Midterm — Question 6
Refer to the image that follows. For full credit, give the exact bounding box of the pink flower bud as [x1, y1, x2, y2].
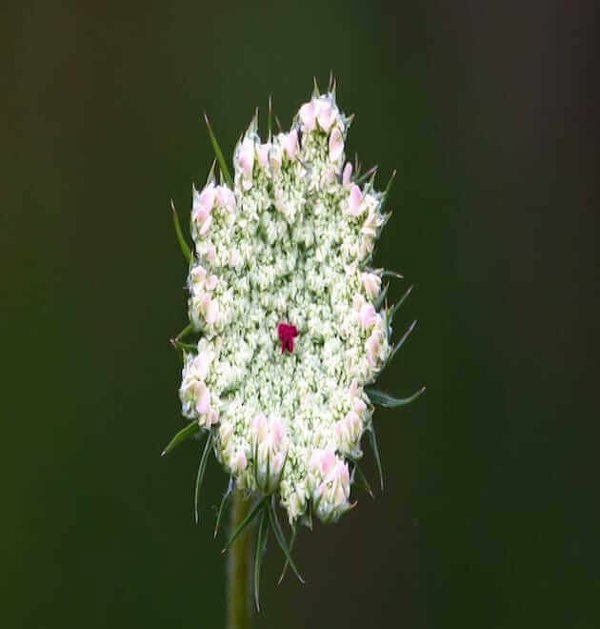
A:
[199, 214, 212, 236]
[252, 413, 267, 441]
[362, 272, 382, 300]
[215, 186, 236, 212]
[270, 451, 286, 477]
[353, 397, 367, 414]
[270, 416, 285, 445]
[359, 303, 378, 329]
[346, 184, 364, 217]
[256, 143, 271, 170]
[366, 326, 387, 367]
[316, 99, 336, 132]
[283, 129, 298, 160]
[196, 184, 216, 212]
[299, 101, 316, 132]
[310, 449, 352, 523]
[194, 381, 211, 415]
[237, 138, 255, 180]
[342, 162, 353, 186]
[192, 184, 216, 235]
[253, 414, 288, 493]
[335, 410, 363, 453]
[191, 352, 211, 380]
[329, 126, 344, 162]
[319, 448, 337, 479]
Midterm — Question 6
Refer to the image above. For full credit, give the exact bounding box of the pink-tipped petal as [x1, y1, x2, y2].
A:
[271, 416, 285, 445]
[192, 352, 210, 380]
[257, 143, 270, 169]
[320, 448, 337, 478]
[195, 384, 211, 415]
[253, 413, 267, 440]
[347, 184, 364, 217]
[283, 129, 298, 160]
[329, 127, 344, 162]
[342, 162, 353, 186]
[198, 185, 216, 211]
[362, 272, 382, 299]
[359, 303, 377, 329]
[238, 138, 255, 178]
[216, 186, 235, 212]
[316, 100, 336, 132]
[198, 213, 212, 236]
[299, 101, 316, 131]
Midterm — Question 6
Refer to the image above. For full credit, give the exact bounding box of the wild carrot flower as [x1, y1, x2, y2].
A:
[166, 80, 424, 599]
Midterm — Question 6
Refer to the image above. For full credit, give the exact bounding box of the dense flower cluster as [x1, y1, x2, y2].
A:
[178, 88, 393, 524]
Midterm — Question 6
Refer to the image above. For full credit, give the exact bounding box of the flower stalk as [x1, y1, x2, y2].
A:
[227, 490, 252, 629]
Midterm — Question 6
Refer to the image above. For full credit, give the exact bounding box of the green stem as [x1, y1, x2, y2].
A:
[226, 489, 252, 629]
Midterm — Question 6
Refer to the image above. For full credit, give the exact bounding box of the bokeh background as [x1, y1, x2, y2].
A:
[2, 1, 598, 627]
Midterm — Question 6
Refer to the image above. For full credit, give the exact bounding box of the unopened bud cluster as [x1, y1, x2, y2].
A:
[179, 89, 391, 524]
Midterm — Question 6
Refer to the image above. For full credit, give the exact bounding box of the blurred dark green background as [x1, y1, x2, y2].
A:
[2, 1, 598, 627]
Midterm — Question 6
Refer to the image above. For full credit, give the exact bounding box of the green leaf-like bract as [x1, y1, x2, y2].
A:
[352, 460, 375, 498]
[222, 497, 266, 552]
[161, 421, 199, 456]
[194, 431, 214, 524]
[374, 282, 390, 310]
[366, 386, 426, 408]
[388, 284, 414, 330]
[367, 425, 384, 491]
[254, 510, 268, 612]
[355, 165, 378, 185]
[268, 497, 305, 583]
[277, 523, 298, 584]
[204, 114, 233, 187]
[381, 269, 403, 280]
[172, 341, 197, 353]
[170, 200, 192, 263]
[172, 322, 194, 343]
[213, 478, 233, 539]
[388, 319, 417, 363]
[380, 169, 397, 214]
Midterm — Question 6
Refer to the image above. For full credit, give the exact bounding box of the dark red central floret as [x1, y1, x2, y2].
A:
[277, 322, 299, 354]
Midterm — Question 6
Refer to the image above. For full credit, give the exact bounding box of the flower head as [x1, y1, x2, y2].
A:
[170, 82, 422, 534]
